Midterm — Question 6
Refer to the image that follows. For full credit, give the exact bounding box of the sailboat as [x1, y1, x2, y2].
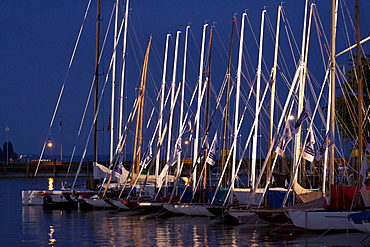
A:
[287, 0, 370, 231]
[24, 0, 142, 210]
[24, 0, 112, 210]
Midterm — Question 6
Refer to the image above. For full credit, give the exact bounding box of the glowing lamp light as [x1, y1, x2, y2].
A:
[48, 178, 54, 190]
[47, 142, 53, 148]
[184, 140, 189, 145]
[288, 115, 295, 121]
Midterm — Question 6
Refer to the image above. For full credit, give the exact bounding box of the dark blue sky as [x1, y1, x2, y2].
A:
[0, 0, 369, 159]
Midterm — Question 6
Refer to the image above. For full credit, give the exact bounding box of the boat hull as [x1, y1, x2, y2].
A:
[227, 207, 257, 224]
[288, 209, 357, 230]
[174, 204, 215, 217]
[253, 209, 290, 224]
[83, 197, 114, 208]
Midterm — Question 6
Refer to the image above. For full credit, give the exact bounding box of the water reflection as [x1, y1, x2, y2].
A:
[48, 225, 56, 246]
[21, 206, 370, 246]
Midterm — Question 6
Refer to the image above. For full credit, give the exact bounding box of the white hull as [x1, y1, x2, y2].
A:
[174, 204, 215, 217]
[362, 221, 370, 233]
[22, 190, 66, 205]
[288, 209, 356, 230]
[349, 217, 368, 233]
[163, 204, 183, 214]
[227, 209, 257, 224]
[138, 202, 163, 207]
[232, 188, 264, 205]
[83, 198, 114, 208]
[107, 199, 130, 210]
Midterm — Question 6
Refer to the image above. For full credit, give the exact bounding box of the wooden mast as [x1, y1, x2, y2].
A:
[329, 0, 337, 186]
[93, 0, 101, 165]
[267, 6, 281, 188]
[355, 0, 363, 181]
[203, 25, 213, 202]
[132, 36, 152, 181]
[221, 15, 235, 187]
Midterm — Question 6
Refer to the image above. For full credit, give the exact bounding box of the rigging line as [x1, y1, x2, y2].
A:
[213, 27, 230, 65]
[273, 6, 295, 83]
[249, 65, 301, 206]
[145, 45, 161, 98]
[338, 0, 356, 63]
[188, 26, 203, 74]
[283, 15, 301, 66]
[72, 30, 122, 189]
[222, 67, 273, 205]
[312, 6, 331, 71]
[66, 7, 125, 177]
[306, 70, 329, 125]
[34, 0, 93, 177]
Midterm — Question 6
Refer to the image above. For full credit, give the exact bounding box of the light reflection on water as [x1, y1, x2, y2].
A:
[20, 206, 370, 247]
[21, 206, 292, 246]
[1, 178, 370, 246]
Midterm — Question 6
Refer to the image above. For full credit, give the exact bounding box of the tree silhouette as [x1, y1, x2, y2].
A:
[1, 141, 19, 162]
[336, 55, 370, 146]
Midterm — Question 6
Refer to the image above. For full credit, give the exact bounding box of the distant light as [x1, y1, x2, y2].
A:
[182, 177, 190, 186]
[48, 178, 54, 190]
[47, 142, 53, 148]
[288, 115, 294, 121]
[184, 140, 189, 145]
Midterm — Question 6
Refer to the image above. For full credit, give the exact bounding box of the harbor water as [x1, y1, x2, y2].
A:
[1, 177, 369, 246]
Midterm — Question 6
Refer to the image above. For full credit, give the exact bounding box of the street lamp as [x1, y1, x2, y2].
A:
[47, 135, 53, 161]
[5, 126, 9, 165]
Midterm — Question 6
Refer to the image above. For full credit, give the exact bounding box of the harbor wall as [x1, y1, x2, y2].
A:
[1, 160, 95, 178]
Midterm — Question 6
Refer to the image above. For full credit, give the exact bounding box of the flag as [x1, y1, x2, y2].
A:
[284, 179, 289, 187]
[181, 120, 192, 136]
[206, 133, 219, 166]
[140, 143, 153, 169]
[167, 146, 180, 167]
[302, 129, 315, 162]
[197, 141, 209, 163]
[360, 153, 368, 187]
[113, 152, 124, 178]
[156, 164, 170, 185]
[276, 122, 292, 156]
[292, 100, 312, 134]
[315, 129, 334, 161]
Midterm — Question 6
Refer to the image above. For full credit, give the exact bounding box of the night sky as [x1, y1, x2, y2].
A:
[0, 0, 369, 160]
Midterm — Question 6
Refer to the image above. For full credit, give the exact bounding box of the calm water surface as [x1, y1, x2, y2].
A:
[0, 178, 369, 246]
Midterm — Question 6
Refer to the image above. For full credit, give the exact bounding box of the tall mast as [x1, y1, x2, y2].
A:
[267, 6, 281, 187]
[119, 0, 130, 137]
[193, 23, 208, 191]
[203, 25, 213, 201]
[93, 0, 101, 165]
[133, 36, 152, 178]
[179, 26, 190, 149]
[166, 31, 181, 167]
[157, 34, 170, 179]
[293, 0, 310, 184]
[251, 9, 266, 190]
[234, 13, 246, 191]
[329, 0, 337, 186]
[356, 0, 363, 179]
[110, 0, 119, 164]
[222, 16, 235, 186]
